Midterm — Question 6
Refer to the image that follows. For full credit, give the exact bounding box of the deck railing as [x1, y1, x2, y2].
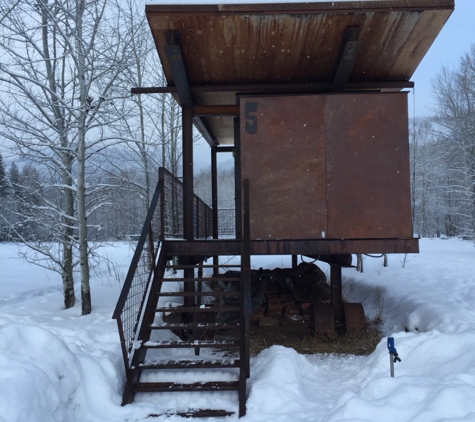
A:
[112, 167, 213, 372]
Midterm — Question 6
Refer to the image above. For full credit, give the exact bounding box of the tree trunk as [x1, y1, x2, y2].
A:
[62, 155, 75, 309]
[41, 3, 77, 309]
[76, 0, 91, 315]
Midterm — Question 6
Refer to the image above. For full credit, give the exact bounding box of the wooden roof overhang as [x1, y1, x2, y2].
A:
[142, 0, 454, 146]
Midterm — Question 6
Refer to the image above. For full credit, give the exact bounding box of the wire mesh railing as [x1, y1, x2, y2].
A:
[112, 167, 214, 373]
[112, 176, 162, 371]
[218, 208, 236, 237]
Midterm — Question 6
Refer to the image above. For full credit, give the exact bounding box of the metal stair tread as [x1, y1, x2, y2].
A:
[164, 264, 241, 269]
[133, 381, 240, 392]
[150, 322, 240, 330]
[155, 306, 240, 313]
[161, 277, 240, 282]
[158, 291, 240, 297]
[149, 409, 235, 418]
[139, 358, 240, 369]
[142, 340, 240, 349]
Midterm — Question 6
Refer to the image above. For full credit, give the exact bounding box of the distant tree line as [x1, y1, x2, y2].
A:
[0, 150, 235, 243]
[410, 45, 475, 239]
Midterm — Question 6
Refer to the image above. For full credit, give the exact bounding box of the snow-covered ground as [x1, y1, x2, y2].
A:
[1, 238, 475, 421]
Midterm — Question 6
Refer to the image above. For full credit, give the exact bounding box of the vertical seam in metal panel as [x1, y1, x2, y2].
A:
[323, 94, 329, 240]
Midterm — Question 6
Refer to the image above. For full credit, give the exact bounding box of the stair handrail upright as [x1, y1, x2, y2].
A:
[239, 178, 252, 417]
[112, 169, 165, 371]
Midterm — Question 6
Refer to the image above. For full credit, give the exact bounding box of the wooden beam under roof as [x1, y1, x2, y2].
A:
[193, 116, 218, 147]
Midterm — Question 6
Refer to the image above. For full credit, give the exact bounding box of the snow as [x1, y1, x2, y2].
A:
[2, 238, 475, 421]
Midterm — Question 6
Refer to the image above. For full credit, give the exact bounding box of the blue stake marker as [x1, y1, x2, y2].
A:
[387, 337, 401, 377]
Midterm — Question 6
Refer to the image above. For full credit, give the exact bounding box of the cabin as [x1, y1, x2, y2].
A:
[113, 1, 454, 417]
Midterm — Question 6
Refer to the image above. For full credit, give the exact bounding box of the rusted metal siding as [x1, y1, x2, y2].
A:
[240, 93, 412, 241]
[146, 1, 453, 87]
[240, 96, 327, 240]
[325, 93, 412, 239]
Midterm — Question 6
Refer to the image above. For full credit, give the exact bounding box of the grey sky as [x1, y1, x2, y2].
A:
[409, 0, 475, 117]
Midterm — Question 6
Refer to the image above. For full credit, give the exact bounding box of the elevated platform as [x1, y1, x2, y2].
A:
[165, 238, 419, 256]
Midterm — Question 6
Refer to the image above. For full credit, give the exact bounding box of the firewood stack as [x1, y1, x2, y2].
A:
[250, 262, 329, 327]
[216, 262, 329, 328]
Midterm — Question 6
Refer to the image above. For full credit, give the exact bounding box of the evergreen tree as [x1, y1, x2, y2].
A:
[0, 152, 8, 241]
[0, 151, 7, 198]
[9, 162, 20, 197]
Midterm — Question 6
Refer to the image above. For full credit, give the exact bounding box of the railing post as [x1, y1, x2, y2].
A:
[183, 106, 194, 241]
[234, 117, 242, 239]
[182, 106, 195, 320]
[159, 167, 165, 242]
[211, 146, 219, 276]
[239, 178, 251, 417]
[196, 197, 199, 238]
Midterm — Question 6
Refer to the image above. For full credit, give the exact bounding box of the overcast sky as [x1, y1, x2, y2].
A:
[409, 0, 475, 118]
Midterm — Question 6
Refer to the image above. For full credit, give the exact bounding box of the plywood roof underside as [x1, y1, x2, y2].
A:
[145, 0, 454, 145]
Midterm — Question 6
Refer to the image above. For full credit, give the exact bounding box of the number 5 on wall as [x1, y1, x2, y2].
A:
[245, 102, 258, 135]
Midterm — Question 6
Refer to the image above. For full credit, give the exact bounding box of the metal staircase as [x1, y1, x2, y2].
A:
[112, 168, 251, 417]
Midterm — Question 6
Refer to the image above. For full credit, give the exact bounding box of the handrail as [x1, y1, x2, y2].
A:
[112, 179, 163, 319]
[113, 167, 215, 373]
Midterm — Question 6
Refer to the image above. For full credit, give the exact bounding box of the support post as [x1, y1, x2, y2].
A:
[239, 178, 251, 417]
[212, 146, 219, 277]
[183, 106, 194, 241]
[234, 117, 242, 239]
[330, 265, 344, 331]
[182, 106, 194, 314]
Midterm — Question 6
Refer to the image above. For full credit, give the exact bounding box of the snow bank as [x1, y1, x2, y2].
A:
[326, 331, 475, 422]
[0, 324, 81, 422]
[2, 239, 475, 421]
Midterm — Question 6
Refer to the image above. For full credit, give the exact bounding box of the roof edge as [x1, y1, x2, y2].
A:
[145, 0, 454, 15]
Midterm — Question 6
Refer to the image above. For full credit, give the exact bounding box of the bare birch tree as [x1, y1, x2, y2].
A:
[432, 44, 475, 238]
[0, 0, 133, 314]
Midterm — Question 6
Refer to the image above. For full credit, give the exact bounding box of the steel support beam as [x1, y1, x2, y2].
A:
[164, 44, 193, 107]
[212, 147, 219, 240]
[131, 81, 414, 96]
[165, 238, 420, 256]
[332, 27, 361, 92]
[216, 146, 234, 153]
[192, 105, 240, 117]
[183, 106, 194, 241]
[211, 147, 219, 277]
[182, 106, 194, 312]
[164, 31, 219, 148]
[234, 118, 242, 239]
[193, 116, 218, 147]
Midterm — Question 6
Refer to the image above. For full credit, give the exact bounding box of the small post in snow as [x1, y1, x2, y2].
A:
[387, 337, 401, 377]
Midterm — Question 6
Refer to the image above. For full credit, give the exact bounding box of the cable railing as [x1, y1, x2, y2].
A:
[112, 167, 214, 373]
